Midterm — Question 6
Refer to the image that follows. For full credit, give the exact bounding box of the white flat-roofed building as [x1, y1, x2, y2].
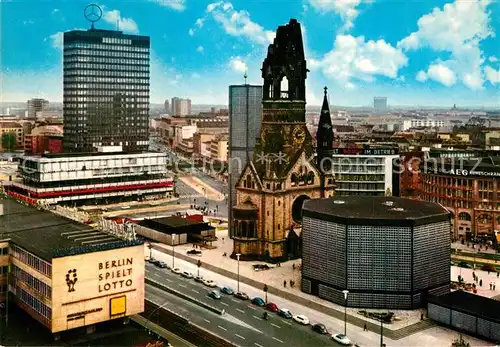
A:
[332, 147, 400, 197]
[4, 152, 173, 204]
[402, 119, 446, 131]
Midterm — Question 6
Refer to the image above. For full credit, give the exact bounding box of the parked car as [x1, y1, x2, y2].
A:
[278, 308, 292, 319]
[265, 302, 279, 312]
[148, 258, 159, 264]
[171, 268, 182, 274]
[203, 279, 217, 287]
[207, 290, 221, 300]
[312, 323, 328, 334]
[156, 261, 169, 269]
[181, 271, 193, 279]
[252, 264, 271, 271]
[332, 334, 351, 345]
[220, 286, 234, 295]
[292, 314, 309, 325]
[194, 276, 204, 283]
[251, 297, 265, 307]
[234, 292, 250, 300]
[187, 249, 202, 255]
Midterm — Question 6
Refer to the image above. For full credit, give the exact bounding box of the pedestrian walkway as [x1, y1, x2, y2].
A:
[452, 253, 500, 266]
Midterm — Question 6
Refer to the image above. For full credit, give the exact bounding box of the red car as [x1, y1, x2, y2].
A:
[265, 302, 279, 312]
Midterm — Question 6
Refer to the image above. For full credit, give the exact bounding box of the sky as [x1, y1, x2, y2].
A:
[1, 0, 499, 107]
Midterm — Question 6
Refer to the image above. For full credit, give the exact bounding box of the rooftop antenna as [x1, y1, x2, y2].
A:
[84, 4, 102, 30]
[244, 70, 248, 85]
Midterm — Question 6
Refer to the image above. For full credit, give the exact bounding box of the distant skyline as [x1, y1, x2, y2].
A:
[1, 0, 499, 107]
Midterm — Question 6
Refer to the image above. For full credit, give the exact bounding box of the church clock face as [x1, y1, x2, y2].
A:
[292, 127, 306, 145]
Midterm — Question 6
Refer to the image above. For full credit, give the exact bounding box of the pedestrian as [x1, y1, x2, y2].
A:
[494, 284, 496, 290]
[293, 263, 295, 270]
[480, 279, 483, 287]
[497, 272, 499, 278]
[363, 323, 367, 331]
[284, 280, 287, 288]
[490, 283, 492, 290]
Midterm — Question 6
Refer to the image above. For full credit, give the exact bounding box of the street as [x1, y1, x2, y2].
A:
[146, 263, 343, 347]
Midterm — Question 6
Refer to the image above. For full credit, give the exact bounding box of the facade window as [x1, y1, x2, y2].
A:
[9, 245, 52, 278]
[278, 201, 281, 207]
[278, 224, 281, 230]
[266, 183, 271, 189]
[17, 286, 52, 320]
[0, 247, 8, 255]
[12, 265, 51, 299]
[1, 266, 8, 274]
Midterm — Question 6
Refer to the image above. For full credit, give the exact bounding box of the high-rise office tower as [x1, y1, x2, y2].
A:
[228, 84, 262, 238]
[373, 96, 387, 113]
[27, 98, 49, 118]
[63, 29, 150, 153]
[171, 97, 192, 116]
[164, 99, 170, 114]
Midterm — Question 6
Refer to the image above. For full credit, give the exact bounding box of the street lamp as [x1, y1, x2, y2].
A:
[380, 317, 384, 347]
[263, 284, 268, 303]
[172, 233, 176, 268]
[236, 253, 241, 292]
[342, 290, 349, 336]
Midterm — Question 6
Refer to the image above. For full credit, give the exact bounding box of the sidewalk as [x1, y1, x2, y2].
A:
[178, 175, 224, 201]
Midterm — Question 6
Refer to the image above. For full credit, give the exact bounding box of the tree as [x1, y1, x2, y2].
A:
[1, 133, 16, 151]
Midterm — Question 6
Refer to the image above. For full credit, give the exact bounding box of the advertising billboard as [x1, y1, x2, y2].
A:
[50, 244, 144, 333]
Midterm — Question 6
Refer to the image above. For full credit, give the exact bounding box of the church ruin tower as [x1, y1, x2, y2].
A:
[316, 87, 335, 197]
[231, 19, 336, 261]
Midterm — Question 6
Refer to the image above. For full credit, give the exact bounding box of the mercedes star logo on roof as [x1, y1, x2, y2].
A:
[84, 4, 102, 28]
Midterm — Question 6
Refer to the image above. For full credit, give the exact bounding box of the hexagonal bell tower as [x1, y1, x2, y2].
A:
[231, 19, 335, 262]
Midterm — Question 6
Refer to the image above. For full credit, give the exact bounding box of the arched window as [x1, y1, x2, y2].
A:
[307, 171, 314, 184]
[458, 212, 472, 221]
[245, 175, 252, 188]
[280, 76, 289, 98]
[291, 173, 298, 186]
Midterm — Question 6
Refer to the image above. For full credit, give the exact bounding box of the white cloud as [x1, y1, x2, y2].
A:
[416, 70, 428, 82]
[149, 0, 186, 11]
[195, 18, 204, 28]
[188, 28, 195, 36]
[103, 9, 139, 33]
[489, 56, 498, 63]
[484, 66, 500, 84]
[196, 45, 204, 53]
[51, 9, 59, 14]
[191, 72, 201, 79]
[193, 2, 275, 45]
[423, 63, 457, 86]
[23, 20, 34, 25]
[228, 56, 247, 73]
[314, 35, 408, 85]
[308, 0, 364, 31]
[47, 32, 63, 50]
[398, 0, 494, 89]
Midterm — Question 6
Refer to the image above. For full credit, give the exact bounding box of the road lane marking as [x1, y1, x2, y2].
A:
[221, 302, 228, 306]
[178, 284, 187, 288]
[235, 334, 245, 340]
[166, 278, 173, 282]
[248, 305, 256, 310]
[191, 289, 199, 293]
[154, 273, 161, 277]
[282, 320, 292, 325]
[204, 319, 211, 323]
[272, 337, 283, 343]
[254, 344, 264, 347]
[271, 323, 281, 329]
[236, 308, 245, 313]
[253, 315, 263, 320]
[218, 325, 227, 331]
[231, 299, 239, 303]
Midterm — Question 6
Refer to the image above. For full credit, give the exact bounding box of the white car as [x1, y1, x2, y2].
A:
[203, 279, 217, 287]
[292, 314, 309, 325]
[332, 334, 351, 346]
[181, 271, 193, 279]
[171, 268, 182, 274]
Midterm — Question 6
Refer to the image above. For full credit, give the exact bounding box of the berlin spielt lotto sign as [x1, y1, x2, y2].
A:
[98, 257, 134, 293]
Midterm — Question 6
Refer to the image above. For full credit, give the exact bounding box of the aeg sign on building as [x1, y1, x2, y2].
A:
[0, 197, 145, 335]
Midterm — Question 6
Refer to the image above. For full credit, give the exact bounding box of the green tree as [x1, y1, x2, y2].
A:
[1, 132, 16, 151]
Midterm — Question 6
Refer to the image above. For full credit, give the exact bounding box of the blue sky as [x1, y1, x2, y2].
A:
[1, 0, 499, 107]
